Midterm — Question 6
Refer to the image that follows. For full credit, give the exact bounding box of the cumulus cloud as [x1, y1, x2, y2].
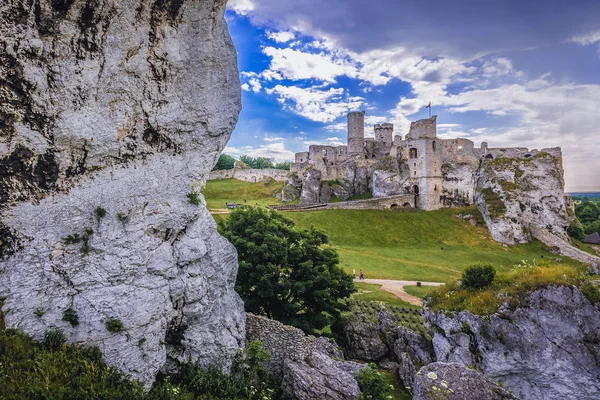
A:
[266, 85, 365, 122]
[570, 30, 600, 45]
[267, 30, 296, 43]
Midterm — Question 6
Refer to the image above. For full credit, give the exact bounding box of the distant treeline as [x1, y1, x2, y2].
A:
[212, 154, 290, 171]
[570, 196, 600, 240]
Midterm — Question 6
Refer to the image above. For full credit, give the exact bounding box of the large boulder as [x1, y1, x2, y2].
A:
[246, 313, 365, 400]
[300, 168, 322, 204]
[0, 0, 244, 386]
[424, 286, 600, 400]
[371, 157, 410, 198]
[413, 362, 519, 400]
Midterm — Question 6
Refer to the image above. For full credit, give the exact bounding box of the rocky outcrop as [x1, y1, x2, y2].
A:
[441, 162, 476, 207]
[475, 150, 571, 244]
[282, 173, 302, 202]
[246, 313, 365, 400]
[424, 286, 600, 400]
[371, 157, 410, 198]
[0, 0, 243, 386]
[413, 362, 519, 400]
[300, 168, 322, 204]
[333, 308, 434, 388]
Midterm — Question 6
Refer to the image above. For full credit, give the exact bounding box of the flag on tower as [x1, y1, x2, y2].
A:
[426, 102, 431, 109]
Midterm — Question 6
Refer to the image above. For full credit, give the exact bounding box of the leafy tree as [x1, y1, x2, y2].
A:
[567, 221, 586, 241]
[239, 155, 274, 169]
[273, 161, 291, 171]
[213, 154, 236, 171]
[219, 207, 355, 333]
[461, 263, 496, 291]
[356, 364, 394, 400]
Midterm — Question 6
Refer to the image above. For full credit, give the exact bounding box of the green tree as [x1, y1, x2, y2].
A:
[239, 155, 274, 169]
[219, 207, 355, 333]
[213, 154, 236, 171]
[273, 161, 291, 171]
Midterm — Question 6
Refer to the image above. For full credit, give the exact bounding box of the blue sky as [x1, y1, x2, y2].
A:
[224, 0, 600, 192]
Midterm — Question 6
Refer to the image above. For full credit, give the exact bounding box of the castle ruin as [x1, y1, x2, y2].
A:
[286, 111, 563, 211]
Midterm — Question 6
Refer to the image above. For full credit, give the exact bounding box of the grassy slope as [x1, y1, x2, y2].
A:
[354, 282, 418, 309]
[203, 179, 284, 210]
[205, 179, 583, 282]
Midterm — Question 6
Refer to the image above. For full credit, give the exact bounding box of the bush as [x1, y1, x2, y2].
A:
[43, 328, 67, 350]
[356, 364, 394, 400]
[567, 221, 586, 241]
[106, 318, 124, 333]
[187, 192, 201, 206]
[461, 263, 496, 290]
[149, 340, 276, 400]
[62, 308, 79, 327]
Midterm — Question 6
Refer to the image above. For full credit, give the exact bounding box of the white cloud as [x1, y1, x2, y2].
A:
[263, 136, 285, 142]
[227, 0, 255, 15]
[304, 138, 346, 147]
[266, 85, 365, 122]
[267, 30, 296, 43]
[261, 47, 357, 82]
[241, 83, 251, 91]
[570, 30, 600, 45]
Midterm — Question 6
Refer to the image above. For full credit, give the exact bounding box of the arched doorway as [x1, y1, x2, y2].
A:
[390, 203, 398, 209]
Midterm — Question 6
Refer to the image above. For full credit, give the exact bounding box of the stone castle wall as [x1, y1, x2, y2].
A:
[209, 168, 288, 182]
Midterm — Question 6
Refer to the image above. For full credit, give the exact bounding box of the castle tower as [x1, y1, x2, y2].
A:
[374, 123, 393, 147]
[347, 111, 365, 160]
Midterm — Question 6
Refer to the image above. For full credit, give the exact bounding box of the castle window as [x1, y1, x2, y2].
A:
[409, 148, 417, 158]
[414, 163, 416, 167]
[432, 141, 436, 151]
[434, 184, 438, 192]
[458, 145, 463, 151]
[414, 171, 416, 176]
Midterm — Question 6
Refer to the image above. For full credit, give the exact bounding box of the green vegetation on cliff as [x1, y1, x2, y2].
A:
[426, 260, 599, 315]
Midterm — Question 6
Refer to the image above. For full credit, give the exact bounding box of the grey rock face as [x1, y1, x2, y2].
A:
[424, 286, 600, 400]
[282, 351, 362, 400]
[371, 158, 410, 198]
[282, 174, 302, 202]
[300, 168, 322, 204]
[334, 308, 434, 389]
[475, 151, 570, 244]
[246, 313, 365, 400]
[413, 362, 519, 400]
[0, 0, 244, 386]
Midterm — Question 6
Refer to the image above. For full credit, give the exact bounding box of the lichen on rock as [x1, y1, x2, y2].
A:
[0, 0, 243, 386]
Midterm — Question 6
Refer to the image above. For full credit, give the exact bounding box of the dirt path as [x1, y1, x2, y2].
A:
[356, 278, 444, 306]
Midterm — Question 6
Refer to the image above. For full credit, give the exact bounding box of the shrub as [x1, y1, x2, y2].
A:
[43, 328, 67, 350]
[187, 192, 201, 206]
[461, 263, 496, 290]
[567, 221, 586, 241]
[95, 206, 107, 220]
[117, 212, 129, 222]
[62, 308, 79, 327]
[34, 306, 45, 319]
[105, 318, 124, 333]
[356, 364, 394, 400]
[150, 340, 276, 400]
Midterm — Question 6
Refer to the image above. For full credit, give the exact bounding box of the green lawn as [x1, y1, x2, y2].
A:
[202, 179, 284, 210]
[285, 208, 583, 282]
[403, 285, 437, 299]
[353, 282, 417, 309]
[204, 179, 584, 282]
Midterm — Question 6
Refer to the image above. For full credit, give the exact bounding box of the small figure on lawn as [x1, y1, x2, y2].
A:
[359, 269, 364, 280]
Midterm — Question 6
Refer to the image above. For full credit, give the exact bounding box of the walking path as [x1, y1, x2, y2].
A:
[356, 278, 444, 306]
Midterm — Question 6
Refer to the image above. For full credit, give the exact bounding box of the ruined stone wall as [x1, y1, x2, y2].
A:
[208, 168, 288, 182]
[406, 116, 437, 140]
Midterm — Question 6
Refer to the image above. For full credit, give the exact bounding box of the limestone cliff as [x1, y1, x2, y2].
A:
[424, 286, 600, 400]
[475, 150, 570, 244]
[0, 0, 244, 386]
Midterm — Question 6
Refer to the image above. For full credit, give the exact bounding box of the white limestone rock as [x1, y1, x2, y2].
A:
[0, 0, 244, 386]
[475, 151, 571, 244]
[423, 286, 600, 400]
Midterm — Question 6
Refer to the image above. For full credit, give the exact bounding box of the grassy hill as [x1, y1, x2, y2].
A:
[205, 179, 583, 282]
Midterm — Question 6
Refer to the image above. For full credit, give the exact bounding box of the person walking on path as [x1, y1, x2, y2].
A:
[359, 269, 364, 280]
